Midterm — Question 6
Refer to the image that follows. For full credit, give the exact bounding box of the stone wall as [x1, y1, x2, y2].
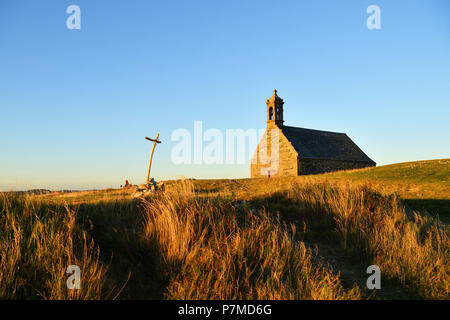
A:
[251, 124, 298, 178]
[298, 158, 375, 175]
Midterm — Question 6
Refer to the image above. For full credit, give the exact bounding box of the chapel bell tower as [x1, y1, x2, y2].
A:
[266, 89, 284, 127]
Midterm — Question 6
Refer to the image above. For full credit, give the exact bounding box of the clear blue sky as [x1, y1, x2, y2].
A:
[1, 0, 449, 191]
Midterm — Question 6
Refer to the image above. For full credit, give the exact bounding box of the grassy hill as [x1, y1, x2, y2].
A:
[188, 158, 450, 222]
[327, 159, 449, 186]
[0, 159, 448, 300]
[325, 159, 450, 222]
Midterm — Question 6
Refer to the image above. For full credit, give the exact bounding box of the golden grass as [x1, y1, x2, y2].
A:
[141, 179, 448, 299]
[142, 180, 361, 299]
[1, 160, 448, 299]
[0, 193, 114, 299]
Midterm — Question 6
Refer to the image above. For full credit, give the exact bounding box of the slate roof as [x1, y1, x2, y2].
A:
[281, 126, 375, 164]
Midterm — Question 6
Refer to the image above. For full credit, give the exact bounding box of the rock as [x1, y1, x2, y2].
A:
[132, 179, 165, 198]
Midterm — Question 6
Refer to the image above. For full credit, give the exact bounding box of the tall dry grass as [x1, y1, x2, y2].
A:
[281, 181, 450, 299]
[1, 176, 447, 299]
[142, 180, 361, 299]
[0, 193, 113, 299]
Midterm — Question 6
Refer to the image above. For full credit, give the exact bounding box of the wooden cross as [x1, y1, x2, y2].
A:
[145, 134, 161, 184]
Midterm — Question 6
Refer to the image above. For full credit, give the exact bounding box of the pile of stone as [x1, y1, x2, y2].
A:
[121, 180, 133, 188]
[131, 178, 165, 198]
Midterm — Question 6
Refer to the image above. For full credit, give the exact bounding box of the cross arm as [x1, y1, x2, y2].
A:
[145, 136, 161, 143]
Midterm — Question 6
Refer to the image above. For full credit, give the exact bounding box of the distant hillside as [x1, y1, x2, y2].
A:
[324, 159, 449, 186]
[8, 189, 53, 196]
[6, 189, 80, 196]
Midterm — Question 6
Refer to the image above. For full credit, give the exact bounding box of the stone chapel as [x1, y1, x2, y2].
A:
[251, 90, 376, 177]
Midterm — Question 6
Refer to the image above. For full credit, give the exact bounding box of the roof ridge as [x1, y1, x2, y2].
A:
[282, 125, 346, 135]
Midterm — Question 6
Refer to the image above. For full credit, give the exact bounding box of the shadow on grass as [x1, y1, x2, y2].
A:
[72, 199, 167, 299]
[241, 191, 436, 300]
[403, 199, 450, 224]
